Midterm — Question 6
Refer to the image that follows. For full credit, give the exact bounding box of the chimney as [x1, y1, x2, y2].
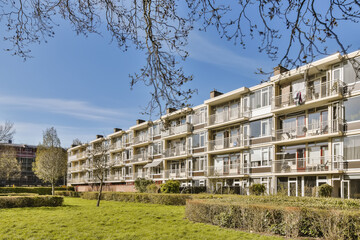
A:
[166, 108, 177, 114]
[8, 140, 12, 144]
[114, 128, 122, 133]
[273, 65, 289, 76]
[96, 135, 103, 139]
[136, 119, 145, 125]
[210, 90, 223, 98]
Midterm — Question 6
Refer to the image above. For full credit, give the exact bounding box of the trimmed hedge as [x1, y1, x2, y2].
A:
[0, 196, 63, 208]
[54, 191, 81, 197]
[0, 187, 74, 195]
[186, 199, 360, 239]
[81, 192, 192, 205]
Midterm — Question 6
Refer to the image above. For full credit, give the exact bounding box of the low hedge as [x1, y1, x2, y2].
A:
[0, 196, 63, 208]
[54, 191, 81, 197]
[81, 192, 192, 205]
[0, 187, 74, 195]
[186, 199, 360, 239]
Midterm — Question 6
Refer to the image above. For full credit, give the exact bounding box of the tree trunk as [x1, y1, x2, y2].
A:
[52, 182, 55, 195]
[97, 179, 103, 207]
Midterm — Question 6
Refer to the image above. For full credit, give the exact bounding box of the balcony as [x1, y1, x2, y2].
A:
[207, 136, 249, 154]
[110, 157, 123, 166]
[70, 165, 87, 173]
[69, 177, 89, 184]
[110, 142, 123, 152]
[125, 175, 133, 181]
[164, 168, 187, 179]
[133, 135, 151, 147]
[106, 175, 125, 181]
[207, 109, 250, 129]
[134, 171, 146, 179]
[207, 163, 249, 177]
[132, 153, 150, 164]
[274, 156, 346, 175]
[162, 123, 192, 140]
[272, 79, 344, 114]
[163, 146, 190, 160]
[275, 119, 343, 145]
[68, 151, 87, 161]
[149, 172, 164, 179]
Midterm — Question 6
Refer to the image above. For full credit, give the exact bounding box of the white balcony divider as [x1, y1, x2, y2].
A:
[273, 79, 343, 109]
[276, 118, 343, 141]
[274, 156, 345, 173]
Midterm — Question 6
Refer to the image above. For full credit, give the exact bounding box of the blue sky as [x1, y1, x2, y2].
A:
[0, 8, 359, 147]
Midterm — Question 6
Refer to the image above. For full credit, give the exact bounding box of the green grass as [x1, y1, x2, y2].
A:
[0, 198, 283, 240]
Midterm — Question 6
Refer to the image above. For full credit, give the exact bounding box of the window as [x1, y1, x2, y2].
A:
[345, 96, 360, 122]
[250, 118, 272, 138]
[192, 132, 206, 148]
[249, 86, 271, 110]
[343, 57, 360, 84]
[344, 135, 360, 160]
[193, 156, 206, 171]
[261, 120, 269, 136]
[250, 147, 272, 167]
[193, 107, 206, 125]
[153, 123, 161, 136]
[153, 141, 162, 155]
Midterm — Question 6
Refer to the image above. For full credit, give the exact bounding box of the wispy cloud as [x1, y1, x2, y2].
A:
[0, 95, 133, 122]
[187, 32, 267, 71]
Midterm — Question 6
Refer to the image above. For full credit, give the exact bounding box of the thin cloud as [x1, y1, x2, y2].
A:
[0, 95, 133, 122]
[187, 32, 266, 71]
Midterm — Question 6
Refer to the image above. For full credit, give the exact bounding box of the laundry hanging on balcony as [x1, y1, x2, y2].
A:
[292, 79, 306, 106]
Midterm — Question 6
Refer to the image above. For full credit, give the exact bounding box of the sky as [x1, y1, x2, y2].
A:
[0, 4, 359, 148]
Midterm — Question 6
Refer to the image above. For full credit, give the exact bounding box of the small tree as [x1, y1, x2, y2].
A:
[88, 139, 113, 207]
[0, 121, 15, 143]
[249, 184, 266, 196]
[134, 178, 154, 193]
[0, 145, 20, 186]
[318, 184, 333, 198]
[33, 127, 67, 195]
[160, 180, 180, 193]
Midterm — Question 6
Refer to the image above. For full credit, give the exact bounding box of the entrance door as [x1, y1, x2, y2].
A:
[288, 178, 298, 196]
[341, 180, 350, 199]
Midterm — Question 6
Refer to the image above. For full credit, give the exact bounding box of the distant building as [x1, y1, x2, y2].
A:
[0, 141, 43, 186]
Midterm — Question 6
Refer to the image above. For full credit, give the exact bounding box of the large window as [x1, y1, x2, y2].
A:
[250, 147, 272, 167]
[153, 141, 162, 155]
[192, 132, 206, 148]
[250, 86, 272, 110]
[345, 96, 360, 122]
[193, 156, 206, 171]
[192, 107, 207, 125]
[250, 118, 272, 138]
[153, 123, 161, 136]
[343, 58, 360, 84]
[344, 135, 360, 160]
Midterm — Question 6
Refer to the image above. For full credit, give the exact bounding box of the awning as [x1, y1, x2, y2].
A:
[144, 159, 163, 168]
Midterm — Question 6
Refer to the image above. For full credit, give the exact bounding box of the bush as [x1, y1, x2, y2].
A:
[185, 199, 360, 239]
[134, 178, 154, 193]
[54, 191, 81, 197]
[160, 180, 180, 193]
[0, 196, 63, 208]
[318, 184, 333, 198]
[81, 192, 192, 205]
[0, 187, 75, 195]
[146, 183, 159, 193]
[180, 186, 207, 194]
[249, 184, 266, 195]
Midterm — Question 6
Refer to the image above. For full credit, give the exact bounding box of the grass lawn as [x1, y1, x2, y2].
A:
[0, 198, 283, 240]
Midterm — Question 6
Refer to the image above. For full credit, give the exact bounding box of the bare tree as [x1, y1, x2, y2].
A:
[0, 121, 15, 143]
[1, 1, 360, 115]
[87, 139, 113, 207]
[72, 138, 82, 146]
[33, 127, 67, 195]
[0, 145, 21, 186]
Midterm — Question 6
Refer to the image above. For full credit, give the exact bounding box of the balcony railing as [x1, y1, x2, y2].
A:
[134, 172, 146, 179]
[208, 109, 250, 126]
[163, 146, 189, 158]
[208, 136, 249, 151]
[164, 168, 187, 179]
[274, 156, 345, 173]
[110, 157, 122, 166]
[111, 142, 123, 150]
[162, 123, 191, 137]
[149, 172, 164, 179]
[133, 153, 149, 163]
[207, 163, 249, 177]
[276, 119, 343, 141]
[107, 175, 125, 181]
[133, 135, 151, 145]
[273, 79, 343, 110]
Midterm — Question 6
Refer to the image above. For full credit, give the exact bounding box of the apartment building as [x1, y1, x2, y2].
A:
[68, 50, 360, 198]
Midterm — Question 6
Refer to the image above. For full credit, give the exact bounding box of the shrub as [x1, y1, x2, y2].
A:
[0, 187, 75, 195]
[0, 196, 63, 208]
[81, 192, 192, 205]
[134, 178, 154, 193]
[318, 184, 333, 198]
[249, 184, 266, 195]
[185, 199, 360, 239]
[146, 183, 159, 193]
[160, 180, 180, 193]
[54, 191, 81, 197]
